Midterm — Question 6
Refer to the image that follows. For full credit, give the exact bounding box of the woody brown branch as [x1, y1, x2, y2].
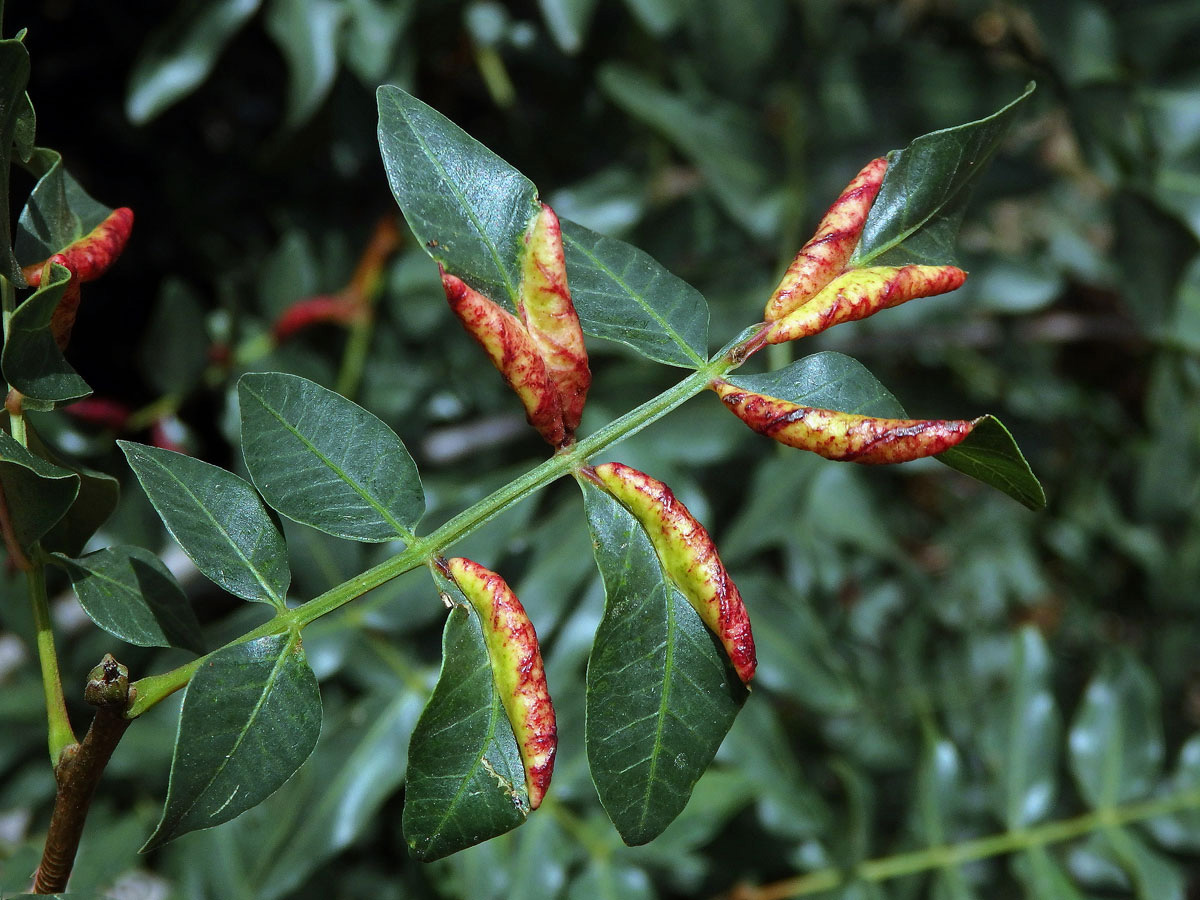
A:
[32, 655, 134, 894]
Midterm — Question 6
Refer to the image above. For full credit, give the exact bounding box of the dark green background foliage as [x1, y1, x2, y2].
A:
[2, 1, 1200, 897]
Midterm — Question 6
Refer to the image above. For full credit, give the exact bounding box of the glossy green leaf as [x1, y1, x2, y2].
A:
[264, 0, 347, 130]
[253, 687, 424, 899]
[38, 463, 118, 559]
[855, 83, 1036, 267]
[914, 738, 964, 846]
[1144, 733, 1200, 852]
[1069, 650, 1164, 809]
[598, 64, 781, 238]
[119, 441, 290, 607]
[12, 90, 34, 163]
[238, 373, 424, 543]
[143, 631, 321, 850]
[561, 219, 709, 368]
[579, 477, 747, 846]
[1092, 826, 1186, 900]
[937, 417, 1046, 511]
[1, 263, 90, 405]
[539, 0, 599, 53]
[1011, 846, 1085, 900]
[126, 0, 263, 124]
[0, 38, 31, 283]
[728, 351, 1044, 509]
[981, 626, 1060, 829]
[567, 860, 654, 900]
[56, 545, 204, 653]
[377, 85, 539, 308]
[23, 415, 119, 558]
[0, 430, 80, 549]
[402, 604, 529, 861]
[15, 148, 112, 264]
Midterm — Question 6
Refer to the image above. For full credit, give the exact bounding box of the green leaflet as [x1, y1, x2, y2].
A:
[561, 218, 710, 368]
[56, 545, 204, 654]
[143, 631, 322, 850]
[728, 351, 1046, 509]
[403, 603, 529, 861]
[1, 263, 91, 406]
[377, 84, 539, 309]
[238, 372, 424, 544]
[0, 430, 79, 549]
[578, 476, 746, 845]
[119, 441, 291, 607]
[15, 147, 113, 264]
[855, 83, 1036, 267]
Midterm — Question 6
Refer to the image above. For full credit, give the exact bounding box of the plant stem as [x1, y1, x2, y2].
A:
[734, 790, 1200, 900]
[33, 655, 134, 894]
[334, 311, 373, 400]
[127, 361, 727, 717]
[28, 563, 78, 762]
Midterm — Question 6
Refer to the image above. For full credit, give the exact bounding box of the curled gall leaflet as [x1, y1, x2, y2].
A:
[587, 462, 756, 685]
[712, 380, 978, 464]
[447, 557, 557, 810]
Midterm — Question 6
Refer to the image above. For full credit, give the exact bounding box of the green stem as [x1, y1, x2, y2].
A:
[746, 790, 1200, 900]
[127, 361, 729, 717]
[3, 276, 76, 761]
[475, 45, 516, 109]
[334, 313, 374, 400]
[29, 564, 78, 762]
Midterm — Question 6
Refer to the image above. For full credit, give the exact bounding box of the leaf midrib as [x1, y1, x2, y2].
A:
[390, 92, 522, 307]
[242, 381, 417, 544]
[167, 634, 298, 834]
[134, 448, 284, 607]
[563, 230, 707, 369]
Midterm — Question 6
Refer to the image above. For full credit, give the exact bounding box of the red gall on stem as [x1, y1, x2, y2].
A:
[273, 217, 400, 342]
[442, 269, 567, 447]
[764, 158, 887, 322]
[711, 380, 978, 464]
[446, 557, 556, 810]
[64, 397, 132, 431]
[518, 202, 591, 436]
[24, 207, 135, 287]
[763, 264, 967, 346]
[272, 296, 365, 342]
[587, 462, 756, 685]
